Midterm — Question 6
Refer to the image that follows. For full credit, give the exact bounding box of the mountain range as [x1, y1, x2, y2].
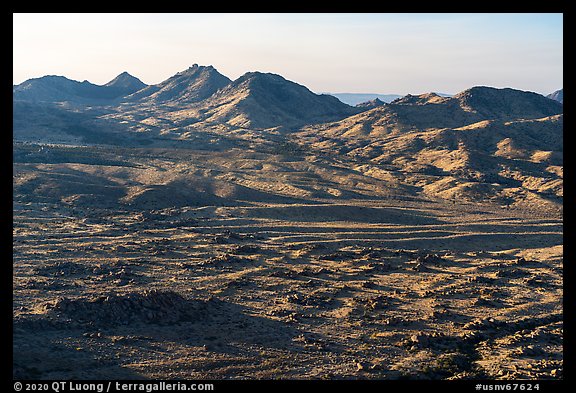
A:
[327, 92, 453, 106]
[13, 65, 562, 133]
[12, 62, 564, 383]
[13, 64, 563, 210]
[327, 93, 403, 106]
[13, 72, 146, 103]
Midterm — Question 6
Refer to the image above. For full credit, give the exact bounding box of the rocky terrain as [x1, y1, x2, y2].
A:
[13, 65, 563, 380]
[547, 89, 563, 104]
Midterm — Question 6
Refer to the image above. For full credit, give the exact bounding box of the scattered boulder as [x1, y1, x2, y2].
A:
[232, 244, 261, 254]
[203, 253, 249, 266]
[495, 268, 530, 278]
[319, 250, 357, 261]
[523, 276, 555, 288]
[297, 266, 331, 276]
[301, 243, 327, 252]
[268, 268, 299, 278]
[416, 253, 445, 264]
[515, 257, 545, 267]
[412, 263, 430, 272]
[463, 317, 505, 331]
[365, 262, 395, 273]
[467, 275, 497, 284]
[34, 261, 89, 277]
[473, 296, 504, 308]
[410, 333, 430, 346]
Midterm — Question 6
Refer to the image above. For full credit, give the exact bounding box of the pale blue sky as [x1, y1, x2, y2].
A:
[13, 13, 563, 95]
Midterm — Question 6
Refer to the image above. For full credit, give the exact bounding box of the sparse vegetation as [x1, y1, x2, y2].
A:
[13, 67, 562, 379]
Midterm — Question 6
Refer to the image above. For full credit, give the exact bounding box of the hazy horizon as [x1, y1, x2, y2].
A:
[13, 13, 563, 96]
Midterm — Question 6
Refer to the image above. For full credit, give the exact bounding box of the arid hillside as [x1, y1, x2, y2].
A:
[13, 67, 563, 380]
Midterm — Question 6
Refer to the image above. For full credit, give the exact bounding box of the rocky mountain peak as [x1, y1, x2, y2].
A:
[104, 72, 147, 91]
[547, 89, 563, 104]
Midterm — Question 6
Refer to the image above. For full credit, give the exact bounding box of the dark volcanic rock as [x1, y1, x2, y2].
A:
[44, 290, 208, 327]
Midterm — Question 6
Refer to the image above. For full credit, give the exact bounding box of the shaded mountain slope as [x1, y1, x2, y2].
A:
[454, 87, 563, 120]
[296, 87, 563, 208]
[311, 87, 563, 139]
[197, 71, 359, 129]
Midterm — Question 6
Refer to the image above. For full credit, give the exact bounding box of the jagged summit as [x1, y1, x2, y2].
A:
[123, 64, 231, 104]
[355, 98, 386, 110]
[547, 88, 563, 104]
[103, 72, 147, 97]
[105, 72, 145, 87]
[175, 64, 216, 75]
[392, 92, 449, 106]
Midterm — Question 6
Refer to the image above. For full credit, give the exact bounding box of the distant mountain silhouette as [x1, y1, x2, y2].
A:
[547, 89, 563, 104]
[13, 73, 148, 103]
[122, 64, 231, 105]
[199, 71, 359, 129]
[328, 93, 403, 105]
[329, 92, 453, 106]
